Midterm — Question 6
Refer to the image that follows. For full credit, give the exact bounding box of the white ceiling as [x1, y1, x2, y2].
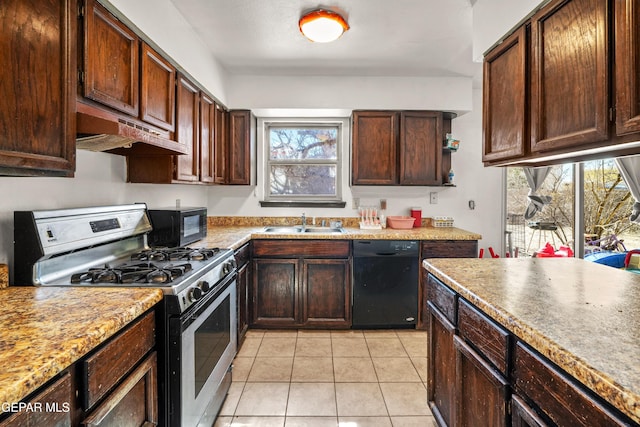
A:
[169, 0, 481, 78]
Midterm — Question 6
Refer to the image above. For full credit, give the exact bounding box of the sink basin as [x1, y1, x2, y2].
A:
[302, 227, 345, 234]
[262, 226, 304, 233]
[261, 226, 345, 234]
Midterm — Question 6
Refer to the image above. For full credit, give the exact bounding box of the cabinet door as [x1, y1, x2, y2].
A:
[454, 335, 509, 427]
[615, 0, 640, 134]
[483, 26, 528, 163]
[140, 42, 175, 132]
[83, 0, 139, 116]
[228, 110, 253, 185]
[214, 103, 228, 184]
[82, 352, 158, 427]
[252, 258, 299, 327]
[200, 93, 215, 183]
[352, 111, 399, 185]
[302, 259, 350, 328]
[174, 75, 200, 182]
[530, 0, 609, 152]
[427, 302, 456, 427]
[512, 395, 549, 427]
[0, 373, 72, 427]
[0, 0, 76, 176]
[399, 111, 443, 185]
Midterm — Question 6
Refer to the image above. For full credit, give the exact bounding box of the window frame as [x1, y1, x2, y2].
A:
[258, 117, 346, 206]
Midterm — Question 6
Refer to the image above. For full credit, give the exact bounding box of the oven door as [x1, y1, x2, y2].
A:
[174, 274, 237, 427]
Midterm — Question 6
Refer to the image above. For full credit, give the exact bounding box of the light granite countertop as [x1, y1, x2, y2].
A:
[202, 225, 482, 251]
[423, 257, 640, 424]
[0, 286, 163, 413]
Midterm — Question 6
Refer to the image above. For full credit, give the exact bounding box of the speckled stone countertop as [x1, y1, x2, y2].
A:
[203, 224, 482, 251]
[0, 286, 163, 413]
[423, 257, 640, 424]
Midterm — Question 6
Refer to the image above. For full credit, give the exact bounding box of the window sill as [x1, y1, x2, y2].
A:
[260, 200, 347, 208]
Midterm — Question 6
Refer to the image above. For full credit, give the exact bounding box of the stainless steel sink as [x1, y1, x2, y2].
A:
[262, 226, 304, 233]
[302, 227, 345, 233]
[262, 226, 345, 234]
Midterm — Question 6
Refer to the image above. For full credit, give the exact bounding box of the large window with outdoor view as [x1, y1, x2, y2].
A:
[263, 120, 343, 202]
[505, 156, 640, 259]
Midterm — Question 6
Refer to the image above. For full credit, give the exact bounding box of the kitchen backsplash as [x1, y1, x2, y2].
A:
[207, 216, 433, 227]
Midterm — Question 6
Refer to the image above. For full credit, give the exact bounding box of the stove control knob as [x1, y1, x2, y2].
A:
[223, 260, 235, 274]
[198, 280, 211, 293]
[189, 287, 203, 302]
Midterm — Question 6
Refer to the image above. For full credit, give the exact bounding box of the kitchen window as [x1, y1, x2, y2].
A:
[259, 118, 347, 207]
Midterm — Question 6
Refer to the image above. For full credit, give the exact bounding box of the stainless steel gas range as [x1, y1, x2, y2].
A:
[13, 204, 237, 427]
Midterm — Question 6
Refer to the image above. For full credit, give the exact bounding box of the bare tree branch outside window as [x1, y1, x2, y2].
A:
[267, 126, 339, 198]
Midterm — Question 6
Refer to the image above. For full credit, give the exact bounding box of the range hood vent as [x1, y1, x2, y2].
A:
[76, 104, 187, 156]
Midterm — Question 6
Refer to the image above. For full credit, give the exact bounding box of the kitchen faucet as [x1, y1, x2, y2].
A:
[301, 212, 306, 231]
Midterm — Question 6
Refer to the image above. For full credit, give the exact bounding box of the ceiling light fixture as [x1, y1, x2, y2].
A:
[299, 9, 349, 43]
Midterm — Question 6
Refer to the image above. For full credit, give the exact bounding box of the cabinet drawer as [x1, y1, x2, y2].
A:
[83, 352, 157, 427]
[422, 240, 478, 258]
[426, 274, 456, 324]
[514, 342, 629, 426]
[235, 243, 250, 268]
[83, 311, 155, 409]
[0, 373, 72, 427]
[458, 298, 510, 375]
[253, 240, 350, 258]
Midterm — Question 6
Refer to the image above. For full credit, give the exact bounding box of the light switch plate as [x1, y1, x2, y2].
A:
[430, 192, 438, 204]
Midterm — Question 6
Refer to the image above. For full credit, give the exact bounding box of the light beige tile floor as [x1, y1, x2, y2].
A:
[215, 329, 437, 427]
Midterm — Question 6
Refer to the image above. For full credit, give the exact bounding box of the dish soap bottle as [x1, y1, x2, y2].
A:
[448, 168, 455, 185]
[379, 199, 387, 228]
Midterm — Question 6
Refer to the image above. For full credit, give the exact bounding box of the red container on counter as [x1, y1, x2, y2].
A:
[410, 207, 422, 228]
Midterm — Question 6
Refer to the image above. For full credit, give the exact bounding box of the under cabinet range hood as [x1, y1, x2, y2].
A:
[75, 103, 187, 156]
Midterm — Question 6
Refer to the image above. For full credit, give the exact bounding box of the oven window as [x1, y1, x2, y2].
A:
[183, 215, 201, 238]
[194, 294, 231, 397]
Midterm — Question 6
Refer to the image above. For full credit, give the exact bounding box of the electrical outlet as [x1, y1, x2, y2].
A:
[352, 197, 360, 209]
[430, 192, 438, 204]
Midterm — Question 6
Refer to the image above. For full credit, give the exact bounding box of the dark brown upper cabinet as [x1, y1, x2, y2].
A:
[227, 110, 254, 185]
[0, 0, 77, 176]
[352, 111, 399, 185]
[352, 110, 449, 186]
[83, 0, 139, 116]
[140, 42, 176, 132]
[174, 74, 200, 182]
[214, 103, 228, 184]
[615, 0, 640, 135]
[530, 0, 609, 153]
[199, 93, 216, 184]
[483, 0, 640, 166]
[400, 111, 443, 185]
[482, 26, 528, 163]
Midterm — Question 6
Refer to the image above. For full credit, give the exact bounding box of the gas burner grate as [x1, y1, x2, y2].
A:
[70, 262, 193, 284]
[132, 247, 221, 262]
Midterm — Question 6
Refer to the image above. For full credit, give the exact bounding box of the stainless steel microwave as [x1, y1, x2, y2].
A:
[147, 207, 207, 247]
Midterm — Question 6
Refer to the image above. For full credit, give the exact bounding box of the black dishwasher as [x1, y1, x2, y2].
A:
[352, 240, 419, 328]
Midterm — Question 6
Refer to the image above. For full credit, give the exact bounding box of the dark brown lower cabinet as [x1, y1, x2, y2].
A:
[427, 301, 456, 427]
[251, 240, 351, 329]
[454, 336, 509, 427]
